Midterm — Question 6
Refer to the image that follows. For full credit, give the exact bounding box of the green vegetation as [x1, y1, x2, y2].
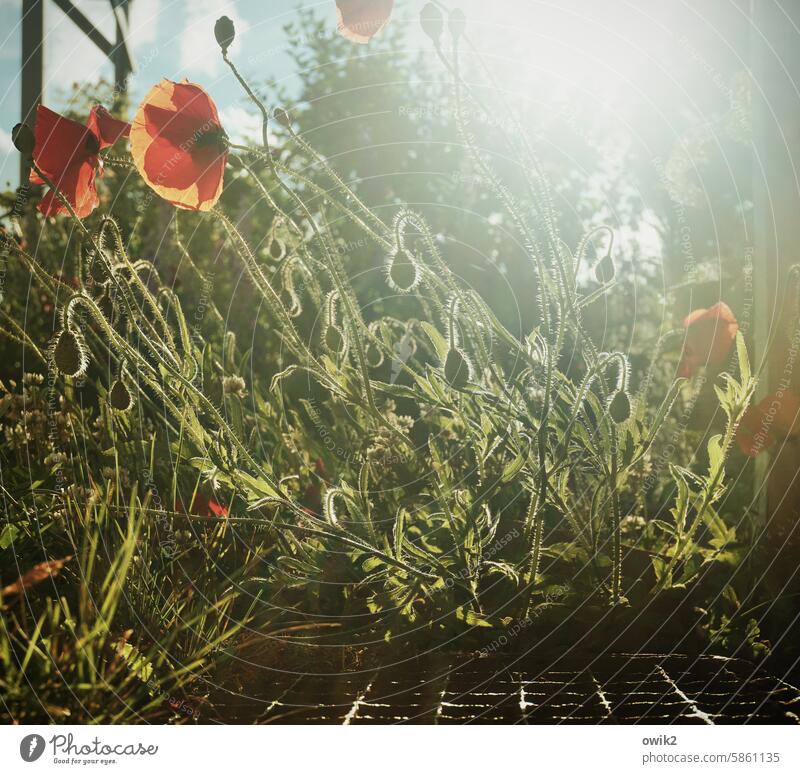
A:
[0, 8, 779, 723]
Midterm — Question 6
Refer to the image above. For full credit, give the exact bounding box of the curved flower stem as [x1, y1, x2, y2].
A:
[0, 308, 46, 362]
[29, 162, 180, 373]
[220, 58, 377, 411]
[70, 292, 292, 501]
[212, 208, 311, 360]
[172, 214, 224, 325]
[281, 128, 391, 241]
[609, 424, 623, 604]
[99, 216, 177, 352]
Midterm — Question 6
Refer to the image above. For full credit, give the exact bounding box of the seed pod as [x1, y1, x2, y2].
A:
[12, 123, 35, 155]
[449, 9, 467, 41]
[53, 328, 87, 377]
[420, 3, 444, 44]
[609, 390, 631, 424]
[109, 379, 132, 411]
[444, 348, 470, 389]
[595, 251, 615, 284]
[387, 249, 418, 292]
[214, 16, 236, 55]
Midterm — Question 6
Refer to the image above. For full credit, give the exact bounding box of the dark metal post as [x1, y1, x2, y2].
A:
[111, 0, 132, 97]
[20, 0, 43, 184]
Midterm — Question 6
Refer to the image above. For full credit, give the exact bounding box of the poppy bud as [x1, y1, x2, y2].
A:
[595, 251, 615, 284]
[89, 249, 113, 284]
[444, 348, 470, 389]
[449, 9, 467, 41]
[325, 325, 345, 355]
[420, 3, 444, 44]
[269, 237, 286, 260]
[273, 107, 292, 129]
[53, 328, 88, 377]
[214, 16, 236, 55]
[12, 123, 35, 156]
[609, 390, 631, 424]
[97, 293, 115, 321]
[366, 341, 384, 368]
[109, 379, 132, 411]
[387, 249, 418, 292]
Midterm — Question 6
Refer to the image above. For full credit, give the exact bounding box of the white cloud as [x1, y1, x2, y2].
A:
[0, 127, 12, 155]
[179, 0, 248, 78]
[218, 104, 264, 145]
[0, 128, 16, 188]
[128, 0, 162, 51]
[44, 0, 113, 105]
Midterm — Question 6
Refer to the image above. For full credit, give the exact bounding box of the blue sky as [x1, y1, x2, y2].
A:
[0, 0, 350, 186]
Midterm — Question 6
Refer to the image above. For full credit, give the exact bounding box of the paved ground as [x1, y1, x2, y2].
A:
[210, 652, 800, 724]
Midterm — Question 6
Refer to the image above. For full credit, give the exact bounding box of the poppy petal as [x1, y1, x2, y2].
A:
[678, 302, 738, 377]
[31, 105, 92, 179]
[336, 0, 394, 43]
[207, 499, 228, 518]
[29, 105, 101, 218]
[87, 105, 130, 149]
[37, 157, 99, 218]
[131, 79, 227, 212]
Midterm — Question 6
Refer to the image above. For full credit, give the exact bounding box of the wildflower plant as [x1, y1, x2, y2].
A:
[0, 3, 771, 714]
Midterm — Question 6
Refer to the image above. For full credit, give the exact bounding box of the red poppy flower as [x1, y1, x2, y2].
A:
[29, 104, 130, 218]
[175, 493, 229, 518]
[335, 0, 394, 43]
[678, 302, 738, 378]
[737, 391, 800, 457]
[206, 497, 229, 518]
[130, 80, 228, 212]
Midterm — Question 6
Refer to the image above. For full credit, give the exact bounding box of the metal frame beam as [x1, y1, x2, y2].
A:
[18, 0, 135, 185]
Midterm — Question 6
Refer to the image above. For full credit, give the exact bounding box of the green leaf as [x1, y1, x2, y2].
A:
[393, 508, 406, 560]
[646, 378, 685, 446]
[237, 471, 280, 501]
[651, 556, 671, 586]
[0, 524, 20, 550]
[707, 434, 725, 481]
[501, 452, 525, 483]
[119, 643, 154, 684]
[362, 556, 384, 573]
[669, 464, 691, 536]
[270, 364, 298, 394]
[736, 331, 751, 386]
[456, 606, 494, 627]
[420, 321, 449, 361]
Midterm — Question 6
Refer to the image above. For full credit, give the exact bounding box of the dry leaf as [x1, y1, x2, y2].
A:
[2, 556, 73, 599]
